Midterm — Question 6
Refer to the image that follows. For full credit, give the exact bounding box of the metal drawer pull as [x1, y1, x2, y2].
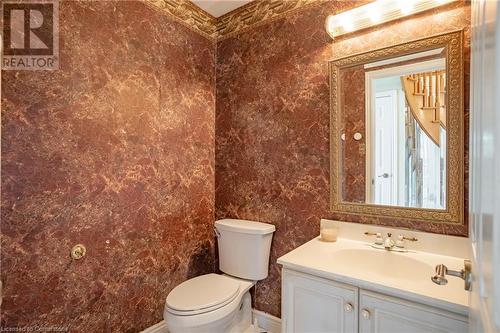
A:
[361, 308, 371, 319]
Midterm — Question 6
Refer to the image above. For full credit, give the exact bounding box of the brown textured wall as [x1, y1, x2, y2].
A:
[1, 1, 215, 332]
[1, 0, 470, 328]
[216, 1, 470, 318]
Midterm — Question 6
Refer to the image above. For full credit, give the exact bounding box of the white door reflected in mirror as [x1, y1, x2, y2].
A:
[340, 48, 447, 210]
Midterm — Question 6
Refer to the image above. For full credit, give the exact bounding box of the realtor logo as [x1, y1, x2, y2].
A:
[2, 0, 59, 70]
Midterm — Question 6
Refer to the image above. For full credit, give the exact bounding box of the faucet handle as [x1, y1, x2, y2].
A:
[396, 235, 405, 248]
[365, 231, 384, 245]
[402, 236, 418, 242]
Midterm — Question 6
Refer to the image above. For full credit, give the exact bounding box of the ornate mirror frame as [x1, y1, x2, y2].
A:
[329, 30, 464, 225]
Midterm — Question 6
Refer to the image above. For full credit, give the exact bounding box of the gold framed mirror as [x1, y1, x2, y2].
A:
[329, 30, 464, 225]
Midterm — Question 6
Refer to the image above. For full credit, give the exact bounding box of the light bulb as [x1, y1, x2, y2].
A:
[326, 16, 334, 32]
[399, 0, 414, 15]
[370, 8, 382, 23]
[341, 16, 353, 32]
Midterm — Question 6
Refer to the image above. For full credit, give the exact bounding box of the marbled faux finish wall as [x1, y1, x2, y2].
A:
[216, 1, 470, 318]
[1, 1, 215, 332]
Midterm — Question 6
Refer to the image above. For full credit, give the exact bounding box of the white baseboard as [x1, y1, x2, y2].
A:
[141, 320, 168, 333]
[141, 309, 281, 333]
[252, 309, 281, 333]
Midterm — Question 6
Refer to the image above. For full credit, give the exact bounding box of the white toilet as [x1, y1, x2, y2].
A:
[164, 219, 275, 333]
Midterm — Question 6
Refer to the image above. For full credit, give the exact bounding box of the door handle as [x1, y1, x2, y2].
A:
[431, 259, 472, 291]
[377, 173, 390, 178]
[464, 259, 472, 291]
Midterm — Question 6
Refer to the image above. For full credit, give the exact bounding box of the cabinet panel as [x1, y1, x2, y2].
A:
[359, 290, 468, 333]
[282, 269, 357, 333]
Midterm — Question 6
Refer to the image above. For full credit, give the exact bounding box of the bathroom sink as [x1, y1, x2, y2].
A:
[330, 248, 433, 283]
[277, 234, 469, 315]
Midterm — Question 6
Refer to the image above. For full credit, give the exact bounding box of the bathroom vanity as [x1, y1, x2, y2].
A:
[290, 28, 471, 333]
[277, 221, 469, 333]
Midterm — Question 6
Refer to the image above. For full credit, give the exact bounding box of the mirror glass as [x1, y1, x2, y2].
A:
[339, 48, 447, 209]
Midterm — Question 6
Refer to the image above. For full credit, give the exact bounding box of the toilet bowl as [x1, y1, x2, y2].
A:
[164, 274, 254, 333]
[163, 219, 275, 333]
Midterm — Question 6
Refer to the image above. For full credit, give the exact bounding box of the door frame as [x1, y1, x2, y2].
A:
[469, 1, 500, 332]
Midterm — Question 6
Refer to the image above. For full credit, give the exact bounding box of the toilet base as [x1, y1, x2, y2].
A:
[228, 291, 252, 333]
[165, 291, 253, 333]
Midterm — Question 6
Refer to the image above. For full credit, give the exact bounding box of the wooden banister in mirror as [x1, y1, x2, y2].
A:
[401, 70, 446, 146]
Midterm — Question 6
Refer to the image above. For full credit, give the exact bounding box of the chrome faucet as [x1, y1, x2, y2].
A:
[364, 231, 418, 252]
[384, 233, 395, 250]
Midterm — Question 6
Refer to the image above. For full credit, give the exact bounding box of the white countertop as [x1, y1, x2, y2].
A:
[277, 236, 469, 316]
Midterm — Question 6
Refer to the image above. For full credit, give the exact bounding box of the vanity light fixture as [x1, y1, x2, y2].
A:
[325, 0, 455, 39]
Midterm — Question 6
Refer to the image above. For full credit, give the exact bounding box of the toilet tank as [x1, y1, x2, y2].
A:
[215, 219, 275, 280]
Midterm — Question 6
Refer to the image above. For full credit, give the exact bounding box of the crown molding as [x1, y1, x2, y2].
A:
[144, 0, 217, 40]
[215, 0, 322, 40]
[144, 0, 323, 42]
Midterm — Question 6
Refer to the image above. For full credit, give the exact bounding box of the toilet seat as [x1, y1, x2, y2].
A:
[166, 274, 240, 316]
[164, 275, 255, 333]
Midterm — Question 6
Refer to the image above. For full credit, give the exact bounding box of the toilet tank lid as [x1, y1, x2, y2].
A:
[215, 219, 275, 235]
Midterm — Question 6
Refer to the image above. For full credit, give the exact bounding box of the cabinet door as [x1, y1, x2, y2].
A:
[359, 290, 468, 333]
[282, 269, 358, 333]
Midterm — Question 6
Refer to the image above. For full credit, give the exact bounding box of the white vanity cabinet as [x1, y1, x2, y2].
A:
[281, 268, 468, 333]
[358, 290, 468, 333]
[282, 269, 358, 333]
